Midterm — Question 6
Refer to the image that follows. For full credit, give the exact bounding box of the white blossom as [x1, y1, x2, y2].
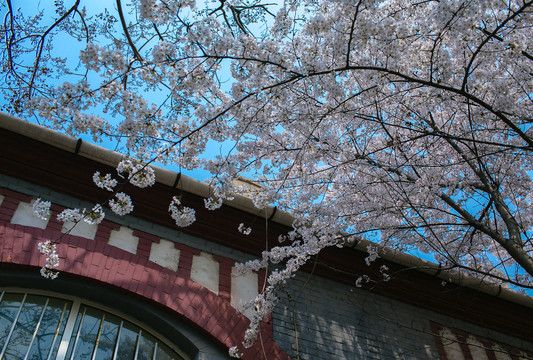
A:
[117, 160, 156, 188]
[355, 275, 370, 288]
[169, 196, 196, 227]
[83, 205, 105, 225]
[109, 192, 134, 216]
[40, 267, 59, 280]
[117, 159, 136, 175]
[130, 166, 155, 188]
[57, 208, 84, 223]
[380, 265, 390, 282]
[32, 198, 51, 221]
[238, 223, 252, 235]
[204, 197, 223, 210]
[365, 245, 380, 266]
[38, 240, 59, 279]
[93, 171, 118, 191]
[228, 346, 241, 358]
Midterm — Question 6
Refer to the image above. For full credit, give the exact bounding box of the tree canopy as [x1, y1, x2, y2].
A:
[2, 0, 533, 349]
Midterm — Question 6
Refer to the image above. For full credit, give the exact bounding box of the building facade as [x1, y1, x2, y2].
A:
[0, 113, 532, 359]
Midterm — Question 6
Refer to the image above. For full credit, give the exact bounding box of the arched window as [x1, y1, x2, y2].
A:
[0, 291, 186, 360]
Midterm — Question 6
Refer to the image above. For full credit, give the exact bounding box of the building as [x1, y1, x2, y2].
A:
[0, 112, 532, 359]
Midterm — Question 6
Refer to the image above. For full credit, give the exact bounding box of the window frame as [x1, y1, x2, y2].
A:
[0, 287, 190, 360]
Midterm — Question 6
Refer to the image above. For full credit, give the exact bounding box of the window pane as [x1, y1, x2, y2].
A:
[94, 314, 121, 360]
[3, 295, 48, 360]
[136, 331, 155, 360]
[115, 322, 139, 360]
[64, 310, 83, 360]
[0, 293, 25, 347]
[69, 306, 103, 360]
[26, 298, 71, 360]
[0, 292, 184, 360]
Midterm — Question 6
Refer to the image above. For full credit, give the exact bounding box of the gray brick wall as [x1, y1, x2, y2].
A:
[273, 272, 533, 360]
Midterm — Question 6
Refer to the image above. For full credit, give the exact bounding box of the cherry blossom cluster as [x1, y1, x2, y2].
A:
[83, 205, 106, 225]
[37, 241, 59, 280]
[379, 265, 390, 282]
[204, 197, 223, 211]
[355, 275, 371, 288]
[93, 171, 118, 191]
[365, 244, 380, 266]
[241, 284, 279, 348]
[56, 205, 105, 225]
[117, 160, 156, 188]
[169, 196, 196, 227]
[238, 223, 252, 235]
[109, 193, 134, 216]
[79, 43, 126, 73]
[56, 208, 84, 223]
[32, 198, 51, 221]
[228, 346, 241, 358]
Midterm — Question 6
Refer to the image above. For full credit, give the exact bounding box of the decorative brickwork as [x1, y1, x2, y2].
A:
[0, 187, 290, 360]
[431, 322, 533, 360]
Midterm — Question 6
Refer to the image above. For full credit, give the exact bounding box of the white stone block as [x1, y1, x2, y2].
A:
[61, 220, 97, 240]
[440, 328, 465, 360]
[108, 226, 139, 254]
[190, 252, 219, 294]
[466, 336, 489, 360]
[493, 344, 513, 360]
[149, 238, 180, 271]
[231, 267, 258, 319]
[11, 201, 48, 229]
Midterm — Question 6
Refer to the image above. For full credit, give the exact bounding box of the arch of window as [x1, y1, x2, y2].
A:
[0, 290, 188, 360]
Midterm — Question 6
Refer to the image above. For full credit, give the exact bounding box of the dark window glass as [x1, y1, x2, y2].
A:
[94, 313, 121, 360]
[0, 293, 25, 347]
[137, 331, 156, 360]
[0, 292, 184, 360]
[23, 298, 70, 360]
[0, 293, 71, 360]
[115, 321, 139, 360]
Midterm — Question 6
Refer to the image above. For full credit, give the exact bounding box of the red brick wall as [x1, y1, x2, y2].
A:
[0, 187, 290, 360]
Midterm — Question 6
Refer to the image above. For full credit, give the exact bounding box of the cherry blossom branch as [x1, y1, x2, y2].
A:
[27, 0, 81, 97]
[286, 64, 533, 148]
[116, 0, 143, 62]
[345, 0, 364, 67]
[462, 0, 533, 91]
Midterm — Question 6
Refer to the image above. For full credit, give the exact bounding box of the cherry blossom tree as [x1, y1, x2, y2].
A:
[2, 0, 533, 349]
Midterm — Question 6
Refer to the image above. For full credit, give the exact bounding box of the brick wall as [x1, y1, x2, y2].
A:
[0, 180, 290, 360]
[273, 272, 533, 360]
[3, 175, 533, 360]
